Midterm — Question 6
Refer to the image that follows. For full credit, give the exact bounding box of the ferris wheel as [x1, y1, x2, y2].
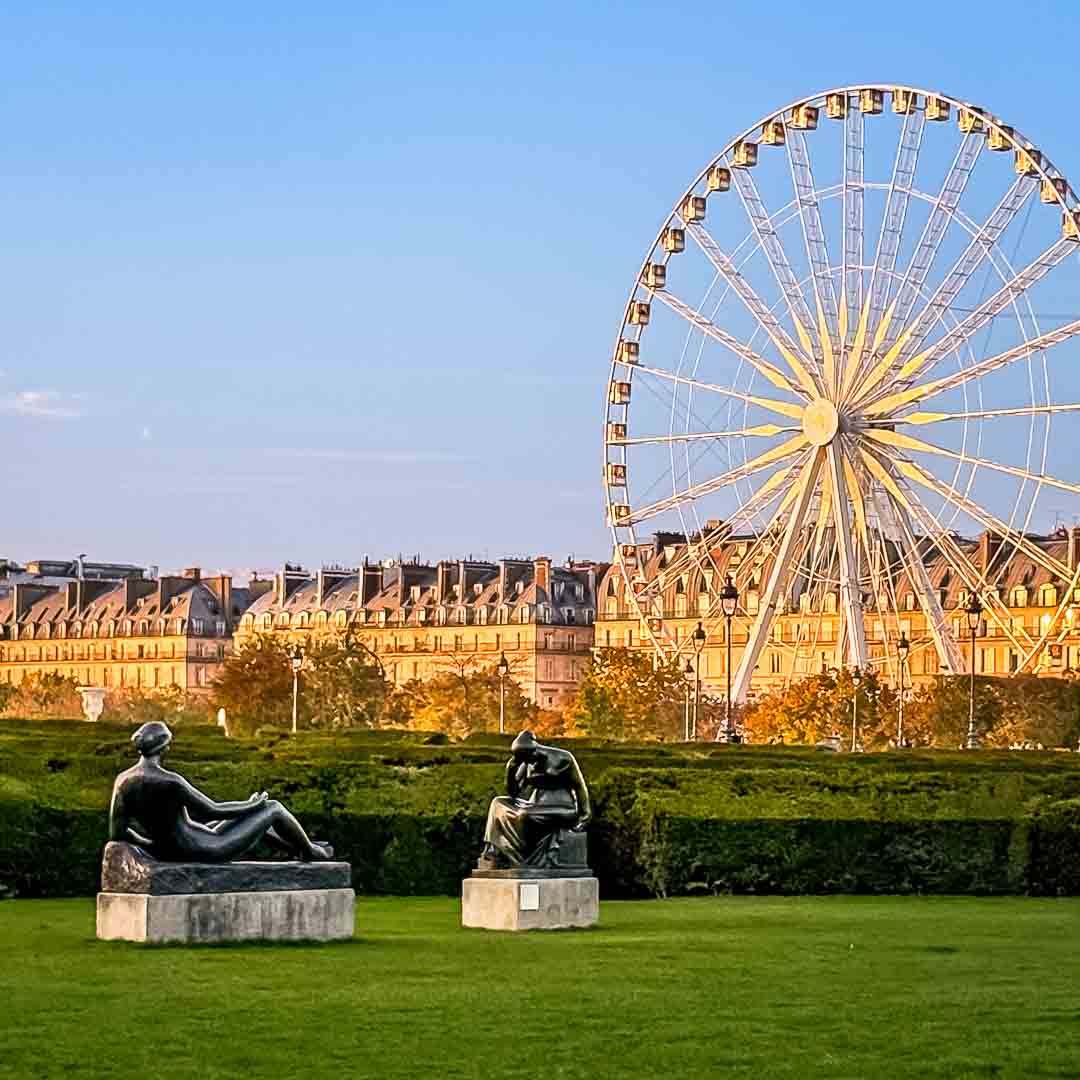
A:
[603, 84, 1080, 701]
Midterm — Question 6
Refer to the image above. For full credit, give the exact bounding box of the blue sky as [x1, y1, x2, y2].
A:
[3, 2, 1079, 575]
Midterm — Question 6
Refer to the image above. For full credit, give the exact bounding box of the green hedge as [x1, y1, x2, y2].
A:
[1, 799, 1076, 900]
[1, 720, 1079, 898]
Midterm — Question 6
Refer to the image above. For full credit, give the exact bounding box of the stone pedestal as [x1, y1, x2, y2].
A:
[97, 888, 355, 944]
[96, 842, 355, 944]
[462, 875, 598, 931]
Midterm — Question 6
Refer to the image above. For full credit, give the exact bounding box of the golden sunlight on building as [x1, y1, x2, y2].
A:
[595, 528, 1080, 701]
[234, 557, 604, 709]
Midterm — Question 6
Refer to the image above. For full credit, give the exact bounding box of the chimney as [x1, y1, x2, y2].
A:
[360, 563, 383, 606]
[124, 577, 153, 610]
[1070, 527, 1080, 572]
[12, 582, 52, 621]
[274, 564, 308, 606]
[183, 567, 202, 582]
[204, 574, 234, 626]
[534, 556, 551, 597]
[498, 559, 508, 602]
[458, 561, 468, 603]
[157, 575, 184, 614]
[316, 569, 327, 608]
[436, 561, 452, 604]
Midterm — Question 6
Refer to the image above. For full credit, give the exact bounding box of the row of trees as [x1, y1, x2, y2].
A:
[5, 633, 1079, 748]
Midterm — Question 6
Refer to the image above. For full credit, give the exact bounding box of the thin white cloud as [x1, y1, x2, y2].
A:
[264, 448, 471, 465]
[140, 426, 153, 442]
[0, 390, 84, 419]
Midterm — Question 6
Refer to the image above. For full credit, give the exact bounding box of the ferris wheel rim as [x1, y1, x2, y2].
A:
[603, 83, 1080, 686]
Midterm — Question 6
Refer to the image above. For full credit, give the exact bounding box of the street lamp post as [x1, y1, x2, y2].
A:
[684, 660, 694, 742]
[851, 667, 862, 752]
[720, 576, 739, 743]
[896, 634, 910, 747]
[692, 621, 706, 740]
[966, 593, 983, 750]
[497, 651, 509, 735]
[290, 645, 304, 735]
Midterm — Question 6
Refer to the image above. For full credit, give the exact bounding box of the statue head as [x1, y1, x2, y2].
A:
[510, 729, 539, 761]
[132, 721, 173, 758]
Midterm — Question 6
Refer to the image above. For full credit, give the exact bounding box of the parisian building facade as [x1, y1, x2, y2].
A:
[235, 557, 601, 709]
[0, 560, 247, 693]
[594, 527, 1080, 699]
[4, 530, 1080, 704]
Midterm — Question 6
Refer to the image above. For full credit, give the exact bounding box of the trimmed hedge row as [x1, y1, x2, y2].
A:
[2, 798, 1077, 900]
[2, 720, 1078, 898]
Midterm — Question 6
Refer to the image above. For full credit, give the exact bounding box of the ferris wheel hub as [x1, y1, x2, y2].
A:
[802, 398, 840, 447]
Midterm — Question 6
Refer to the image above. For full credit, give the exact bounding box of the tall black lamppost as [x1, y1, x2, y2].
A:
[896, 633, 910, 747]
[692, 621, 706, 740]
[720, 575, 739, 742]
[850, 666, 862, 752]
[290, 645, 304, 735]
[684, 660, 694, 742]
[497, 651, 510, 735]
[966, 593, 983, 750]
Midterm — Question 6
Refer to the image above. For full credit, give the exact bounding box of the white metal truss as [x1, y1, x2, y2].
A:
[605, 84, 1080, 698]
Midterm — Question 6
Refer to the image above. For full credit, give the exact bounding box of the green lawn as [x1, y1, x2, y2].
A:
[2, 896, 1078, 1079]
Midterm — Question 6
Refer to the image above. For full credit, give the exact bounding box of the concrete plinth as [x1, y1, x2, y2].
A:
[96, 888, 355, 944]
[462, 876, 598, 931]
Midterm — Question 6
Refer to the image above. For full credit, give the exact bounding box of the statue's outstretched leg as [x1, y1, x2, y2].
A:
[187, 801, 333, 862]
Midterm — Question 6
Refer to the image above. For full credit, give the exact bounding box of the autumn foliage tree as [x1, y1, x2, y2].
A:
[566, 649, 689, 741]
[393, 657, 538, 738]
[741, 668, 896, 748]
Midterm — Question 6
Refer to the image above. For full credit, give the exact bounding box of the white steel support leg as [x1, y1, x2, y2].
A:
[731, 449, 825, 702]
[827, 443, 867, 669]
[877, 491, 966, 675]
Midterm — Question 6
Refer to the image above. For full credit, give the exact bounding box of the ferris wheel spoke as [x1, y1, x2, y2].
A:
[646, 288, 809, 398]
[884, 452, 1072, 580]
[841, 444, 901, 673]
[842, 103, 865, 336]
[828, 442, 868, 667]
[857, 447, 968, 671]
[897, 401, 1080, 425]
[626, 435, 808, 526]
[647, 465, 803, 601]
[854, 176, 1041, 404]
[863, 427, 1080, 498]
[881, 473, 1035, 653]
[870, 484, 967, 674]
[860, 109, 927, 384]
[731, 448, 825, 701]
[728, 164, 822, 364]
[634, 364, 805, 420]
[863, 317, 1080, 416]
[684, 222, 821, 397]
[784, 127, 841, 370]
[882, 133, 984, 352]
[613, 424, 798, 447]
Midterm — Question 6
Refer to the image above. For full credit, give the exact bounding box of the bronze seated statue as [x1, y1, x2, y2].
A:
[109, 721, 333, 863]
[475, 730, 592, 875]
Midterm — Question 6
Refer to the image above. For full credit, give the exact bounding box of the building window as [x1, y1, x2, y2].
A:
[192, 618, 205, 635]
[335, 611, 348, 628]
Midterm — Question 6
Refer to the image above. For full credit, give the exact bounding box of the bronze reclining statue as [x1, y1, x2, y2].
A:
[109, 721, 333, 863]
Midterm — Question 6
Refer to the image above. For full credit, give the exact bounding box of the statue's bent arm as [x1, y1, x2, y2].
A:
[571, 759, 591, 828]
[179, 776, 264, 822]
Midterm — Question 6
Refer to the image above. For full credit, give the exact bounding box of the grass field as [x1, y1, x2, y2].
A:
[2, 896, 1078, 1079]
